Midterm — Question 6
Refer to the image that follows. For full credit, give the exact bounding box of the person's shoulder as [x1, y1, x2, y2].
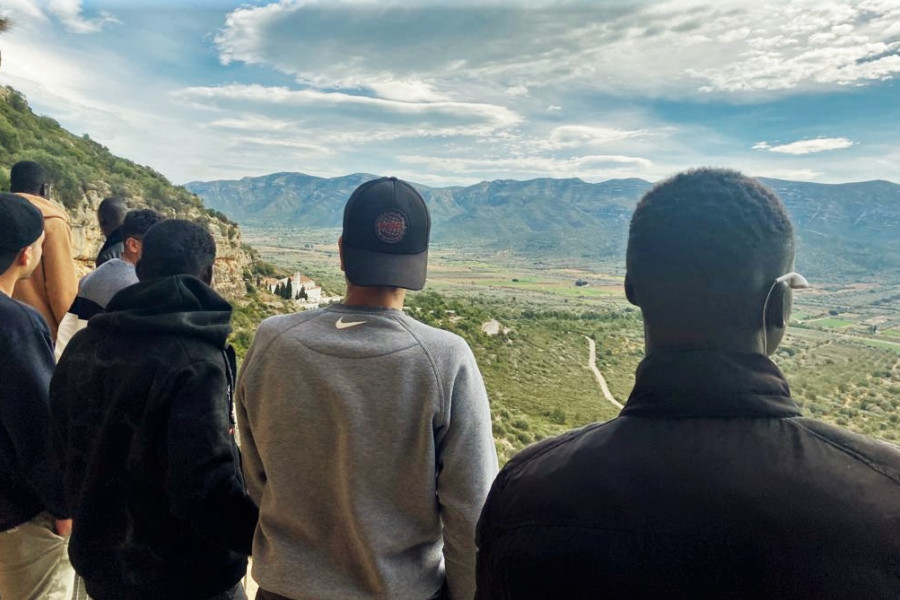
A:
[789, 416, 900, 484]
[399, 312, 470, 351]
[505, 421, 612, 474]
[79, 258, 133, 291]
[0, 293, 51, 338]
[484, 421, 617, 514]
[257, 309, 323, 338]
[16, 193, 69, 222]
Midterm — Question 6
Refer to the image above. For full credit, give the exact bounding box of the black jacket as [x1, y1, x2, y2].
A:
[0, 293, 68, 530]
[50, 275, 258, 600]
[96, 227, 124, 267]
[476, 351, 900, 599]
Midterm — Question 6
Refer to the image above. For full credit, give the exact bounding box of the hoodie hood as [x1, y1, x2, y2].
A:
[90, 274, 232, 348]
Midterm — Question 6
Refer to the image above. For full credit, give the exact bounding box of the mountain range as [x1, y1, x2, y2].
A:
[186, 173, 900, 281]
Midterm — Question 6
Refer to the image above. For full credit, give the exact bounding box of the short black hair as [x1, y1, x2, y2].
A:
[10, 161, 49, 195]
[627, 168, 794, 327]
[137, 219, 216, 281]
[120, 209, 164, 241]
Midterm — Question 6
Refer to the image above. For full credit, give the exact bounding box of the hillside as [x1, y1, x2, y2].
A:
[0, 86, 253, 297]
[188, 172, 900, 282]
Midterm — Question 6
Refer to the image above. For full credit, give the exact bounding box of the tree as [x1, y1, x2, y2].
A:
[285, 278, 293, 300]
[298, 285, 308, 301]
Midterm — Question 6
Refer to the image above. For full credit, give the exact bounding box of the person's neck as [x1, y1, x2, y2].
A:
[0, 270, 20, 297]
[643, 323, 766, 356]
[343, 284, 406, 310]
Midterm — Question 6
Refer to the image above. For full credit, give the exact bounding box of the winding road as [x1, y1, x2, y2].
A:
[585, 336, 624, 410]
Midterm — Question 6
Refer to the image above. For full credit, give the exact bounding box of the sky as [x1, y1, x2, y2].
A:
[1, 0, 899, 187]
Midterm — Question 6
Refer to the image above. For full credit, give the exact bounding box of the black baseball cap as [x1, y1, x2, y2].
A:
[342, 176, 430, 290]
[0, 192, 44, 273]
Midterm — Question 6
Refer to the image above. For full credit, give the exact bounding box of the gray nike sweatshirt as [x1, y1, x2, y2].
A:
[236, 304, 499, 600]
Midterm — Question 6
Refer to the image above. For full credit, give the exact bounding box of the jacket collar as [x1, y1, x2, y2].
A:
[99, 227, 124, 249]
[622, 350, 801, 419]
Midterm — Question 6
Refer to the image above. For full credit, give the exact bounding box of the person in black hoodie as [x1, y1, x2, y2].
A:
[0, 192, 75, 599]
[50, 219, 258, 600]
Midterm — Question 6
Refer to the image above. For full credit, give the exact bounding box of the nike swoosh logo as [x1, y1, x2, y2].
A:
[335, 317, 367, 330]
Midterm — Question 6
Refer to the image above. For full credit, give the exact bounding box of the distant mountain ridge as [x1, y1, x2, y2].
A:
[186, 173, 900, 281]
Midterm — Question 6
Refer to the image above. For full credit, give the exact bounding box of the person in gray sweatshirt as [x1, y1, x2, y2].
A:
[236, 176, 498, 600]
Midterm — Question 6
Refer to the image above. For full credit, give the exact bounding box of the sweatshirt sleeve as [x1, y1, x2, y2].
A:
[164, 359, 259, 555]
[42, 216, 78, 329]
[3, 313, 68, 518]
[434, 340, 499, 600]
[235, 335, 266, 507]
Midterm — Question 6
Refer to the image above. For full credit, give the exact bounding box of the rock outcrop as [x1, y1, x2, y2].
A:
[65, 188, 250, 298]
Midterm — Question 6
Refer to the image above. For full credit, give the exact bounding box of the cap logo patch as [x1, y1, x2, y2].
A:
[375, 209, 408, 244]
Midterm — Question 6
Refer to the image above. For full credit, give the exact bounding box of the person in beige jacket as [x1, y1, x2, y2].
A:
[10, 161, 77, 342]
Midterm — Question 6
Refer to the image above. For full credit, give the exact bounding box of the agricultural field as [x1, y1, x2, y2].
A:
[241, 227, 900, 462]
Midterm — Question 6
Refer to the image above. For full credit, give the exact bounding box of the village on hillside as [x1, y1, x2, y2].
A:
[259, 272, 341, 309]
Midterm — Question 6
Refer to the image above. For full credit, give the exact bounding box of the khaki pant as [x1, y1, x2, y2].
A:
[0, 512, 76, 600]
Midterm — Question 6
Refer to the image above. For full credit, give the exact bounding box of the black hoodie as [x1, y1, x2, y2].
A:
[50, 274, 258, 600]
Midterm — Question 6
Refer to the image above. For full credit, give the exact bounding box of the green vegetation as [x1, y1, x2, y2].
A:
[807, 318, 855, 329]
[777, 329, 900, 440]
[405, 291, 639, 463]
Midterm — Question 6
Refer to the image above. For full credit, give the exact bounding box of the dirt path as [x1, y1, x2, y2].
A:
[585, 336, 624, 410]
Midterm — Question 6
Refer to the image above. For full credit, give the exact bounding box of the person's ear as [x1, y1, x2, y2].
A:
[202, 264, 214, 286]
[17, 246, 31, 267]
[338, 236, 345, 273]
[624, 274, 639, 307]
[125, 237, 141, 256]
[764, 282, 791, 354]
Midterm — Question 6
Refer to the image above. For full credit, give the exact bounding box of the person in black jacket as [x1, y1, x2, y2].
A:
[476, 168, 900, 599]
[0, 192, 76, 599]
[50, 219, 258, 600]
[95, 197, 127, 266]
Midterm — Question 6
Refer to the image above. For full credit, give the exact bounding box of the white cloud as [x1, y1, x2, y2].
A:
[47, 0, 120, 33]
[399, 153, 653, 180]
[208, 115, 295, 132]
[753, 168, 824, 180]
[366, 78, 447, 102]
[755, 137, 855, 154]
[544, 125, 647, 149]
[226, 136, 336, 156]
[214, 0, 900, 101]
[173, 84, 523, 136]
[1, 0, 48, 21]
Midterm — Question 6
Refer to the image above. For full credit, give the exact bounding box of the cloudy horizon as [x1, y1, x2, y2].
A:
[1, 0, 898, 187]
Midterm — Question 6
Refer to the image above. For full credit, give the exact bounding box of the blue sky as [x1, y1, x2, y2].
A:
[1, 0, 899, 186]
